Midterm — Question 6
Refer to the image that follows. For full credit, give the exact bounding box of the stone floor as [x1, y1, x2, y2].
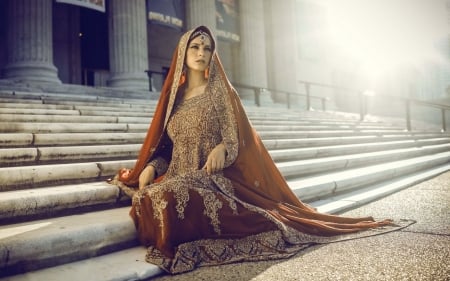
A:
[149, 171, 450, 281]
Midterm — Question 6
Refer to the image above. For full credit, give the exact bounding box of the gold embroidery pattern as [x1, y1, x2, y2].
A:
[131, 187, 147, 217]
[146, 230, 311, 274]
[199, 189, 223, 234]
[132, 170, 235, 233]
[202, 181, 341, 245]
[208, 70, 239, 166]
[145, 179, 190, 225]
[211, 174, 238, 214]
[164, 30, 191, 127]
[146, 185, 168, 227]
[131, 76, 241, 234]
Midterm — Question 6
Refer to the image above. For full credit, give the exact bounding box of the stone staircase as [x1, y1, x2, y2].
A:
[1, 89, 449, 280]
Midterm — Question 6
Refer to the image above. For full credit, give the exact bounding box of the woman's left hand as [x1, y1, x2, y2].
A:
[202, 143, 226, 175]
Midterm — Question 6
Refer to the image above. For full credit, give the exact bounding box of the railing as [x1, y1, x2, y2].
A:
[232, 81, 450, 132]
[233, 83, 329, 111]
[400, 96, 449, 132]
[145, 70, 166, 92]
[141, 70, 449, 132]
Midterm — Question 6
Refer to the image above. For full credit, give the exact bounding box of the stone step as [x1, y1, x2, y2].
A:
[0, 144, 140, 166]
[0, 208, 137, 277]
[277, 143, 450, 178]
[1, 141, 447, 190]
[251, 119, 400, 128]
[0, 102, 152, 117]
[288, 152, 450, 202]
[0, 160, 135, 191]
[5, 164, 450, 281]
[0, 114, 152, 124]
[1, 110, 393, 131]
[0, 89, 447, 279]
[79, 109, 153, 117]
[0, 101, 146, 111]
[1, 158, 449, 278]
[1, 113, 394, 130]
[0, 106, 79, 114]
[310, 164, 450, 214]
[0, 98, 45, 105]
[0, 95, 388, 125]
[0, 100, 291, 117]
[0, 122, 132, 133]
[42, 99, 155, 109]
[0, 132, 146, 147]
[270, 137, 450, 162]
[0, 90, 158, 106]
[0, 100, 147, 113]
[262, 134, 450, 150]
[0, 102, 386, 126]
[0, 182, 123, 223]
[0, 110, 397, 129]
[253, 124, 401, 131]
[0, 150, 450, 222]
[39, 92, 157, 103]
[74, 105, 154, 113]
[1, 132, 446, 149]
[0, 92, 433, 132]
[0, 121, 410, 134]
[258, 130, 441, 140]
[1, 247, 163, 281]
[2, 137, 449, 167]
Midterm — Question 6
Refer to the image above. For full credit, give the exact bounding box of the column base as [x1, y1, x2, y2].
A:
[107, 72, 149, 90]
[3, 61, 61, 84]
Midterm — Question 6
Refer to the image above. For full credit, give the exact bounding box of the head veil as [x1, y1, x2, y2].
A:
[116, 26, 390, 234]
[117, 25, 305, 206]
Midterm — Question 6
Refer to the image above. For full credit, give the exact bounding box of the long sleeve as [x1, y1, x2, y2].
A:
[147, 132, 172, 177]
[215, 88, 239, 168]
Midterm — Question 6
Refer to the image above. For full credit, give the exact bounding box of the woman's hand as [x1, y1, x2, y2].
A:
[202, 143, 226, 175]
[139, 165, 156, 190]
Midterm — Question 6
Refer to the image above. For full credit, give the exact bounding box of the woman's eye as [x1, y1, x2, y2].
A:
[190, 45, 199, 49]
[205, 47, 212, 52]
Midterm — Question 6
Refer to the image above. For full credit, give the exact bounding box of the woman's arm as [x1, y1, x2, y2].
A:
[203, 87, 238, 175]
[139, 133, 172, 188]
[218, 88, 239, 167]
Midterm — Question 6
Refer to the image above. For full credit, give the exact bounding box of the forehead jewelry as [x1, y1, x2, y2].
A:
[191, 30, 210, 44]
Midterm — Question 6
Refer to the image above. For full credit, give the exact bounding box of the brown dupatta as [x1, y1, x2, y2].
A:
[116, 26, 392, 236]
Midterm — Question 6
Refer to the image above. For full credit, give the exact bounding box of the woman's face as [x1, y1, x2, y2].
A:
[185, 35, 213, 73]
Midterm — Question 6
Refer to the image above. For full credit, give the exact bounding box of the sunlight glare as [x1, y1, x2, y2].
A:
[325, 0, 449, 80]
[0, 222, 52, 239]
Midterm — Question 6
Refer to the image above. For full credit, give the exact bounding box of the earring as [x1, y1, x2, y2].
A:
[179, 67, 186, 85]
[179, 71, 186, 85]
[204, 68, 209, 79]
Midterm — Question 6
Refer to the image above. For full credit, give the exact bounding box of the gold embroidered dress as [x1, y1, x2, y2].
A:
[112, 26, 411, 274]
[131, 86, 289, 272]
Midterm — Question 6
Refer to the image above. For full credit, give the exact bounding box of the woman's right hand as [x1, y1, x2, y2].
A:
[139, 165, 156, 190]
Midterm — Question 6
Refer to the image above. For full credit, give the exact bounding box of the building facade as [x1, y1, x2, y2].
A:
[0, 0, 279, 96]
[0, 0, 447, 107]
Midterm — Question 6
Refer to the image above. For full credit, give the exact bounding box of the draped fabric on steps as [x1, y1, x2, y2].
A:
[110, 26, 411, 274]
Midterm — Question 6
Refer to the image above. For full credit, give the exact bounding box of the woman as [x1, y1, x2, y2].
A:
[112, 26, 398, 274]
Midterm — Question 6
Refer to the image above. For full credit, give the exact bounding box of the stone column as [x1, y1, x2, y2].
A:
[235, 0, 269, 102]
[107, 0, 148, 90]
[264, 0, 298, 103]
[3, 0, 61, 83]
[185, 0, 216, 32]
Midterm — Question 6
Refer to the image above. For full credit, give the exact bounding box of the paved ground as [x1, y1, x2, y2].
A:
[149, 171, 450, 281]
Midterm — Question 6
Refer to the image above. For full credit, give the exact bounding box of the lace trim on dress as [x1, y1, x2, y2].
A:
[146, 230, 311, 274]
